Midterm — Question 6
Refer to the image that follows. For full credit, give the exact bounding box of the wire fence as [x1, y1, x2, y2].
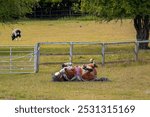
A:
[27, 9, 84, 19]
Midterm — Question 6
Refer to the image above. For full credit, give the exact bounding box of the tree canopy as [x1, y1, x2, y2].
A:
[0, 0, 81, 22]
[1, 0, 149, 22]
[81, 0, 150, 20]
[0, 0, 38, 22]
[81, 0, 150, 49]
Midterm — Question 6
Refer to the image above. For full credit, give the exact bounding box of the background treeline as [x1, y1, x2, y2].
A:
[27, 0, 82, 18]
[0, 0, 81, 22]
[0, 0, 149, 20]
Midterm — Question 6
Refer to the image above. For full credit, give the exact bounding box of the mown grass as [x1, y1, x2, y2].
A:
[0, 19, 135, 45]
[0, 19, 150, 100]
[0, 62, 150, 100]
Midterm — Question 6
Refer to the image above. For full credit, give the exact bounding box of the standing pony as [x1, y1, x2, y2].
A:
[11, 28, 21, 41]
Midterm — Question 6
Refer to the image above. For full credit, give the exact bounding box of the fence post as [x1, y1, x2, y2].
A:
[102, 43, 105, 66]
[10, 47, 12, 73]
[69, 42, 73, 63]
[135, 41, 139, 61]
[34, 43, 40, 73]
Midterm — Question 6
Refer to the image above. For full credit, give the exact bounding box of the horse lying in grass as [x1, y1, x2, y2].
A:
[52, 59, 110, 82]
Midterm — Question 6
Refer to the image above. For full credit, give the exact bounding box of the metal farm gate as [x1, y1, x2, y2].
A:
[0, 45, 38, 74]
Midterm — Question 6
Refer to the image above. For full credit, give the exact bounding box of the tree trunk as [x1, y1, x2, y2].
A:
[134, 15, 149, 49]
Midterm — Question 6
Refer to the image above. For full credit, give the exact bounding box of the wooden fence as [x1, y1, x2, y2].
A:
[34, 41, 150, 73]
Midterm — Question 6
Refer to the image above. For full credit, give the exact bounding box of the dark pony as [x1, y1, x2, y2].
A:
[11, 28, 21, 41]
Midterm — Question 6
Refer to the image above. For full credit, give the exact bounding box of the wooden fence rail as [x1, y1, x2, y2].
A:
[34, 40, 150, 73]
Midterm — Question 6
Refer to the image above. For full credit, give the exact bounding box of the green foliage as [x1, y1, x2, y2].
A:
[38, 0, 80, 11]
[72, 1, 81, 13]
[0, 0, 38, 22]
[45, 0, 62, 2]
[81, 0, 150, 20]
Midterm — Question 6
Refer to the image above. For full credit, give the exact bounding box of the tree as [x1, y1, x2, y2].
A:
[32, 0, 81, 18]
[81, 0, 150, 49]
[0, 0, 38, 22]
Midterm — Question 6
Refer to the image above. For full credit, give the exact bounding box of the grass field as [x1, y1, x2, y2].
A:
[0, 19, 150, 100]
[0, 19, 135, 44]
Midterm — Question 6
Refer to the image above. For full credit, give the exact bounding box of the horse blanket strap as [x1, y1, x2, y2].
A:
[75, 66, 81, 76]
[75, 66, 85, 81]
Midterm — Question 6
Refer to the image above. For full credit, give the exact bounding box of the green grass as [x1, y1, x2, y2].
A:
[0, 63, 150, 100]
[0, 19, 150, 100]
[0, 19, 135, 45]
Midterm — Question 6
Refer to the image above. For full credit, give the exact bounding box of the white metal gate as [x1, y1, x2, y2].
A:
[0, 45, 36, 74]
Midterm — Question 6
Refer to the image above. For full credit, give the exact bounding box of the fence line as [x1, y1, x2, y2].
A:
[28, 9, 83, 18]
[0, 41, 149, 74]
[35, 40, 150, 72]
